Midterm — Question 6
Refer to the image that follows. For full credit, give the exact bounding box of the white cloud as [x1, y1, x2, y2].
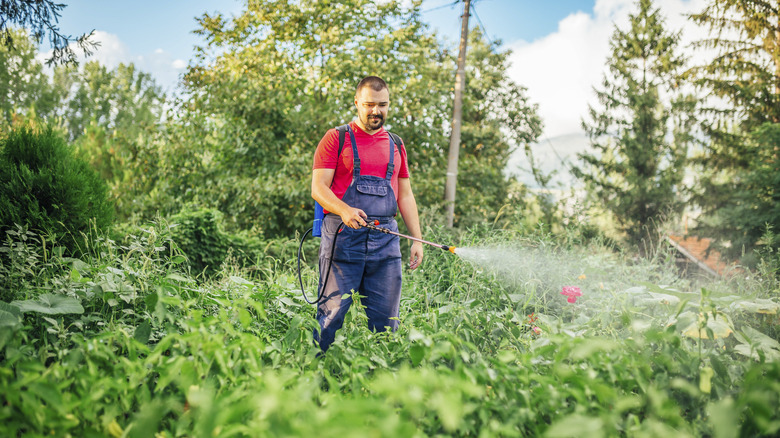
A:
[507, 0, 708, 139]
[37, 30, 185, 93]
[88, 31, 131, 68]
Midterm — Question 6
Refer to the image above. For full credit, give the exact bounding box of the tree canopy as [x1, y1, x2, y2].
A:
[143, 0, 542, 236]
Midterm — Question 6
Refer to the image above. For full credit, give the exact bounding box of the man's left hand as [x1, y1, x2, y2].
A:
[409, 242, 424, 270]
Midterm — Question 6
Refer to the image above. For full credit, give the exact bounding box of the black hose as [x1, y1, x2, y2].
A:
[297, 222, 344, 305]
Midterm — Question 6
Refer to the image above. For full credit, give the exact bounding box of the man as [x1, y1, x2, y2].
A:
[311, 76, 424, 352]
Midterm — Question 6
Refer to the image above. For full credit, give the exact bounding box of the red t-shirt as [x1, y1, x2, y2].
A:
[313, 121, 410, 212]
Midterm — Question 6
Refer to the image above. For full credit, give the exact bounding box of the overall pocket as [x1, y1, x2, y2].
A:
[356, 184, 387, 196]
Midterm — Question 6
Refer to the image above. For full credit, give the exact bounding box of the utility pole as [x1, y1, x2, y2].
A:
[444, 0, 470, 228]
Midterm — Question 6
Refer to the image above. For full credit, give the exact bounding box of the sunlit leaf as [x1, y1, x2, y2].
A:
[409, 343, 425, 366]
[165, 273, 193, 283]
[707, 397, 739, 438]
[12, 294, 84, 315]
[230, 275, 254, 286]
[733, 326, 780, 361]
[570, 339, 617, 360]
[700, 366, 714, 394]
[0, 301, 21, 330]
[62, 257, 89, 274]
[731, 298, 779, 315]
[238, 308, 251, 328]
[681, 314, 733, 339]
[646, 291, 681, 306]
[545, 414, 605, 438]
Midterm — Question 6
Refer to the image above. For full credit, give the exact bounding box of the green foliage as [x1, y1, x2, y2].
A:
[167, 206, 273, 277]
[449, 27, 543, 227]
[59, 61, 165, 142]
[134, 0, 541, 236]
[167, 207, 232, 276]
[54, 60, 165, 221]
[0, 30, 166, 222]
[0, 28, 62, 126]
[688, 0, 780, 129]
[0, 1, 97, 65]
[703, 123, 780, 262]
[0, 126, 113, 255]
[1, 219, 780, 435]
[687, 1, 780, 260]
[575, 0, 692, 248]
[753, 225, 780, 286]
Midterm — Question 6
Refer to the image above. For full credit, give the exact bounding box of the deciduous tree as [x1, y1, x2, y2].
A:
[164, 0, 540, 236]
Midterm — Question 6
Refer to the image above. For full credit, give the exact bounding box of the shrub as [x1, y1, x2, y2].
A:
[168, 206, 269, 276]
[167, 207, 229, 276]
[0, 126, 113, 255]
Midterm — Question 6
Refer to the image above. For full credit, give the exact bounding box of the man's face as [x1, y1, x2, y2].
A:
[355, 86, 389, 132]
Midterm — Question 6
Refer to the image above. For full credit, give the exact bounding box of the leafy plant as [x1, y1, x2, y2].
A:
[1, 219, 779, 436]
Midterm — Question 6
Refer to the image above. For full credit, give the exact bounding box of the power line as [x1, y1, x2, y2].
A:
[421, 0, 460, 14]
[469, 1, 495, 48]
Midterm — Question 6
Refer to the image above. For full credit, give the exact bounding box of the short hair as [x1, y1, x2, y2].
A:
[356, 76, 388, 94]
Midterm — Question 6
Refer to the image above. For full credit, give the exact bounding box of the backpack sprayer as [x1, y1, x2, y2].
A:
[297, 201, 456, 304]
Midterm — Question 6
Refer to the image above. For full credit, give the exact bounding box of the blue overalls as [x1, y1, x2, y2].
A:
[315, 125, 402, 352]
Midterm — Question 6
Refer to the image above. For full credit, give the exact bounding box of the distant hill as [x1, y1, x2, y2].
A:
[505, 132, 589, 190]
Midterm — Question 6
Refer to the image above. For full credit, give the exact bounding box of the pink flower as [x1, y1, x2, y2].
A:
[531, 326, 542, 335]
[561, 286, 582, 303]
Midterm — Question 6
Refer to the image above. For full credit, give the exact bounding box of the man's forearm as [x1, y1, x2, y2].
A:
[312, 181, 350, 217]
[397, 195, 422, 239]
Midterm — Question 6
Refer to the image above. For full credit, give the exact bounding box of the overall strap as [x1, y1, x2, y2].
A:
[385, 133, 395, 180]
[345, 124, 360, 177]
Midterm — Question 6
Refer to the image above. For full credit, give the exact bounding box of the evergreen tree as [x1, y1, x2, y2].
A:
[575, 0, 694, 248]
[0, 126, 114, 255]
[687, 0, 780, 261]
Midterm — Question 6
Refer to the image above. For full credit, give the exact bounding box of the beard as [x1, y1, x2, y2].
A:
[363, 113, 384, 130]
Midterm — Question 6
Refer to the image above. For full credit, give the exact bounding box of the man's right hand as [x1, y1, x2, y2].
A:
[340, 207, 367, 229]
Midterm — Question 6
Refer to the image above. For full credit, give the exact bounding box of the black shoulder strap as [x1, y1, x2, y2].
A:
[388, 132, 402, 148]
[336, 124, 349, 160]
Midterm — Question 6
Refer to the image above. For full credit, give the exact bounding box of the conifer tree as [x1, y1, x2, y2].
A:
[575, 0, 694, 249]
[687, 0, 780, 260]
[0, 0, 96, 65]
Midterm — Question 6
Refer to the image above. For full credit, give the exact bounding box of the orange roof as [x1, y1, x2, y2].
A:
[667, 235, 732, 277]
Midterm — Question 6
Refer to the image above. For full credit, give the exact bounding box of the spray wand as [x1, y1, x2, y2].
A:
[362, 220, 457, 254]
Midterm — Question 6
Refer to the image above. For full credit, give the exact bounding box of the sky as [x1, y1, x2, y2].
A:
[46, 0, 710, 187]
